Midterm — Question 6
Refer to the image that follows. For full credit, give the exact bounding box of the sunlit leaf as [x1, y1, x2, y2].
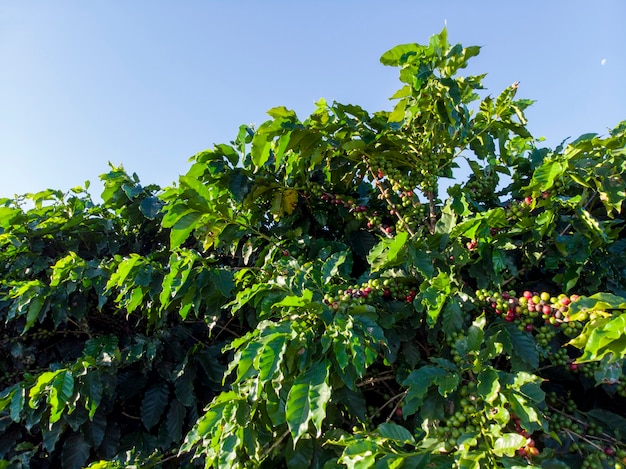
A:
[286, 361, 331, 443]
[492, 433, 526, 457]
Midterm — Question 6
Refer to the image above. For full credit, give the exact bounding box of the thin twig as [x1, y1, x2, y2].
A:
[356, 372, 396, 388]
[264, 429, 291, 456]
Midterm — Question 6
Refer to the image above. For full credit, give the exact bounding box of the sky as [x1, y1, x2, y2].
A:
[1, 1, 625, 199]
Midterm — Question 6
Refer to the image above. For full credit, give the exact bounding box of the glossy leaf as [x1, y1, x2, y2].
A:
[492, 433, 526, 457]
[286, 361, 331, 443]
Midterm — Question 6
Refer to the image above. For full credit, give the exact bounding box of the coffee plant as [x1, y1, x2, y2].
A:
[1, 29, 625, 468]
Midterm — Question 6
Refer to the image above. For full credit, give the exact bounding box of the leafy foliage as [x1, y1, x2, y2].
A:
[1, 29, 626, 468]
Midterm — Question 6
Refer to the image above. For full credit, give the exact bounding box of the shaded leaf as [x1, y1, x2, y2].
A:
[166, 399, 186, 443]
[62, 432, 91, 469]
[139, 196, 162, 219]
[141, 383, 170, 431]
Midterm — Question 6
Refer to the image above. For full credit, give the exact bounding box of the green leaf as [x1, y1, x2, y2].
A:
[435, 204, 456, 234]
[273, 289, 313, 309]
[587, 409, 626, 436]
[408, 245, 435, 278]
[498, 322, 539, 371]
[478, 368, 500, 404]
[42, 421, 64, 453]
[506, 392, 542, 433]
[388, 98, 407, 123]
[257, 333, 288, 384]
[322, 251, 349, 283]
[10, 385, 24, 422]
[375, 422, 415, 444]
[29, 370, 62, 408]
[159, 251, 196, 310]
[435, 373, 459, 397]
[573, 313, 626, 362]
[25, 295, 46, 332]
[531, 159, 565, 192]
[402, 365, 447, 416]
[174, 370, 195, 407]
[267, 106, 297, 119]
[51, 370, 74, 410]
[62, 432, 91, 469]
[568, 293, 626, 320]
[141, 383, 170, 431]
[228, 169, 251, 203]
[166, 399, 186, 443]
[339, 439, 378, 469]
[139, 196, 162, 219]
[179, 175, 214, 210]
[492, 433, 526, 457]
[210, 269, 235, 297]
[367, 231, 409, 272]
[417, 271, 451, 326]
[467, 315, 486, 352]
[169, 211, 202, 249]
[286, 361, 331, 443]
[441, 299, 463, 334]
[380, 43, 424, 66]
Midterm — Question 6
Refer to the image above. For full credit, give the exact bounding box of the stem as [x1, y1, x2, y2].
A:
[211, 315, 241, 341]
[386, 390, 408, 423]
[264, 429, 291, 457]
[547, 400, 621, 447]
[356, 371, 396, 388]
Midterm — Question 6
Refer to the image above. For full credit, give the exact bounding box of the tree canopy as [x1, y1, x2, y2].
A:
[1, 29, 626, 469]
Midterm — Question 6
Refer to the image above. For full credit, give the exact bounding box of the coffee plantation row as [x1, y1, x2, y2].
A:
[1, 29, 625, 468]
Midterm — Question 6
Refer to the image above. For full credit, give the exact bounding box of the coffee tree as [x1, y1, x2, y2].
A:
[1, 29, 625, 469]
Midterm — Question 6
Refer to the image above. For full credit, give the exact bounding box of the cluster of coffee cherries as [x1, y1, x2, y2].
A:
[475, 289, 582, 344]
[306, 180, 399, 235]
[464, 170, 499, 204]
[432, 381, 540, 458]
[505, 196, 534, 218]
[373, 170, 429, 233]
[323, 284, 375, 311]
[322, 278, 418, 311]
[545, 392, 626, 468]
[391, 190, 427, 233]
[373, 161, 427, 197]
[432, 381, 485, 452]
[511, 415, 540, 459]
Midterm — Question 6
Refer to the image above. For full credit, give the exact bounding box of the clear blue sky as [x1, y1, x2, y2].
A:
[1, 1, 624, 199]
